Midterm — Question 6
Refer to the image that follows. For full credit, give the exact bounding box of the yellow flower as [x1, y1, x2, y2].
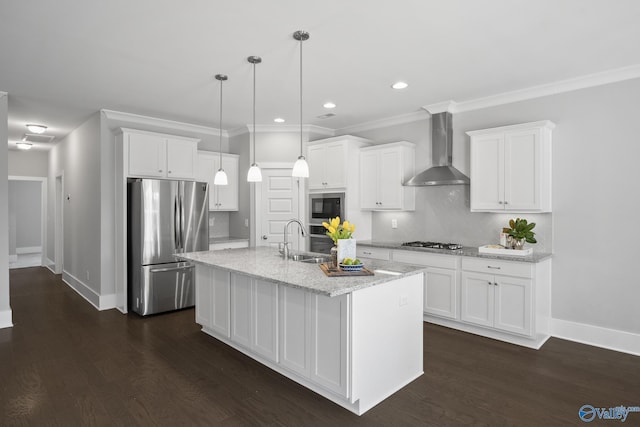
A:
[343, 220, 350, 230]
[350, 224, 355, 233]
[323, 216, 356, 244]
[328, 226, 336, 234]
[322, 221, 330, 229]
[330, 217, 340, 228]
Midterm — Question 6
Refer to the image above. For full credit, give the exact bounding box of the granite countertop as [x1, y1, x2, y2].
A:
[358, 240, 552, 263]
[178, 247, 425, 297]
[209, 237, 249, 244]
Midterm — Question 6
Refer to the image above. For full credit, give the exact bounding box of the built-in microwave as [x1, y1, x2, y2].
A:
[308, 193, 344, 254]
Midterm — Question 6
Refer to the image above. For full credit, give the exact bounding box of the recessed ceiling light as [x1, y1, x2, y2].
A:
[26, 124, 47, 134]
[274, 117, 285, 123]
[323, 102, 336, 109]
[16, 141, 33, 150]
[391, 81, 408, 90]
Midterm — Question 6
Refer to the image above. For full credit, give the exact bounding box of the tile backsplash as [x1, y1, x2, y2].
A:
[371, 186, 552, 253]
[209, 211, 230, 238]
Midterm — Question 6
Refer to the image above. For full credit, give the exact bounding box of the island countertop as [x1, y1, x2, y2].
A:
[178, 246, 425, 297]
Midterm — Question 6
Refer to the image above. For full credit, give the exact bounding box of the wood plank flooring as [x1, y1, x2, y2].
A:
[1, 267, 638, 426]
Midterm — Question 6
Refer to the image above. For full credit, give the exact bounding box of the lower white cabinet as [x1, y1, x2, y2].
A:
[195, 266, 231, 338]
[356, 246, 391, 261]
[279, 285, 349, 397]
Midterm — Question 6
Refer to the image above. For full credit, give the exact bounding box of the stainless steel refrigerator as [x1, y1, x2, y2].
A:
[127, 178, 209, 316]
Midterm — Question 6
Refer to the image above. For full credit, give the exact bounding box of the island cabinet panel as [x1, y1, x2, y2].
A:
[252, 279, 279, 362]
[230, 274, 253, 348]
[279, 286, 311, 377]
[195, 266, 230, 338]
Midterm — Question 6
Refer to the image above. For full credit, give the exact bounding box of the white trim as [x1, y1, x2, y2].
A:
[62, 270, 100, 309]
[0, 309, 13, 329]
[16, 246, 42, 254]
[8, 254, 17, 263]
[45, 258, 56, 274]
[228, 124, 335, 138]
[337, 110, 428, 135]
[423, 64, 640, 114]
[551, 318, 640, 357]
[0, 91, 7, 99]
[102, 109, 228, 138]
[99, 293, 117, 310]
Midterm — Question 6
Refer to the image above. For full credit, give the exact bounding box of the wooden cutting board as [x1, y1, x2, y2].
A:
[319, 263, 374, 277]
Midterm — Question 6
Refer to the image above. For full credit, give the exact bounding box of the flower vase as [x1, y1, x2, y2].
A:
[337, 238, 356, 263]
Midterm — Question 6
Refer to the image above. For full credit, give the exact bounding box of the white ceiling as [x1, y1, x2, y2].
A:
[2, 0, 640, 150]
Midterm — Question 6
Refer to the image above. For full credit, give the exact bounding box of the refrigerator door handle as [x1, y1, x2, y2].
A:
[149, 264, 194, 274]
[180, 192, 185, 250]
[174, 196, 180, 250]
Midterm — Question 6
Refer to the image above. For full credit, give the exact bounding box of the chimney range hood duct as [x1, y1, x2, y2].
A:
[404, 111, 470, 186]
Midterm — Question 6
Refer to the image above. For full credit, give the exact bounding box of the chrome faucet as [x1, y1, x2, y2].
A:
[282, 219, 307, 259]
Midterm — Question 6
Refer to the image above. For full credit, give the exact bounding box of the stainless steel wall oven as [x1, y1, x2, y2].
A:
[308, 192, 344, 254]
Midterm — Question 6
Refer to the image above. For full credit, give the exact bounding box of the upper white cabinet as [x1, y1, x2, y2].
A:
[360, 141, 415, 211]
[196, 151, 239, 211]
[467, 121, 554, 212]
[124, 128, 199, 180]
[307, 136, 371, 191]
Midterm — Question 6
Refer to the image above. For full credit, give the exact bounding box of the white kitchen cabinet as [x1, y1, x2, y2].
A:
[461, 258, 533, 337]
[360, 141, 415, 211]
[231, 275, 279, 362]
[356, 246, 391, 261]
[279, 285, 349, 397]
[392, 250, 460, 320]
[209, 240, 249, 251]
[467, 121, 554, 212]
[196, 151, 239, 211]
[125, 128, 199, 180]
[195, 265, 231, 338]
[307, 136, 372, 191]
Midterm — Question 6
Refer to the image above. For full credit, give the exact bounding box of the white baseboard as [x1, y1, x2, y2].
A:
[45, 258, 56, 274]
[551, 318, 640, 357]
[16, 246, 42, 254]
[0, 309, 13, 329]
[8, 254, 17, 263]
[62, 270, 117, 311]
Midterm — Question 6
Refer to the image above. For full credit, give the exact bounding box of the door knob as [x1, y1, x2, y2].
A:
[261, 235, 268, 240]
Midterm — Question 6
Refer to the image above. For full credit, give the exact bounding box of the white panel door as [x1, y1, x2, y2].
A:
[424, 267, 458, 319]
[216, 154, 239, 210]
[166, 138, 197, 179]
[256, 168, 301, 249]
[252, 279, 279, 362]
[279, 285, 311, 377]
[461, 271, 494, 328]
[494, 276, 532, 336]
[307, 145, 326, 190]
[230, 274, 253, 349]
[378, 148, 401, 209]
[323, 142, 346, 188]
[359, 151, 378, 209]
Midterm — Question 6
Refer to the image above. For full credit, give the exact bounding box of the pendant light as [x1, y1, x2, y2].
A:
[247, 56, 263, 182]
[214, 74, 228, 186]
[291, 30, 310, 178]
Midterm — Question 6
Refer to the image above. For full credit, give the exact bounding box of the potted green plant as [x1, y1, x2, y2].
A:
[506, 218, 536, 250]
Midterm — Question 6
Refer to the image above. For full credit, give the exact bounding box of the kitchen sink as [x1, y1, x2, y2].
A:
[288, 254, 331, 263]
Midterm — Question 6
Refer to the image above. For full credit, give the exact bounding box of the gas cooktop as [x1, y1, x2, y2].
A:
[401, 241, 463, 251]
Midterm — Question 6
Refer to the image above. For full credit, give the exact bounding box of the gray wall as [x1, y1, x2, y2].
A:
[48, 113, 102, 294]
[8, 180, 41, 250]
[8, 150, 48, 177]
[0, 92, 11, 327]
[346, 78, 640, 336]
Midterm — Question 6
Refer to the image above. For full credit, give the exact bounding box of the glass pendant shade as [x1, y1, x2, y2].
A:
[214, 169, 228, 185]
[292, 155, 309, 178]
[247, 163, 262, 182]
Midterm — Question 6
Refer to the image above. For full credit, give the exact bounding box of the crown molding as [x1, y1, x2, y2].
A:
[101, 109, 227, 137]
[228, 124, 335, 138]
[424, 64, 640, 114]
[337, 110, 428, 134]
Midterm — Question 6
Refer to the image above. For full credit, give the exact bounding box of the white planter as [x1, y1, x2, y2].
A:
[337, 239, 357, 262]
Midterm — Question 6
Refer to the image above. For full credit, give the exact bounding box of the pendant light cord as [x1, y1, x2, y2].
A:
[253, 61, 256, 164]
[299, 35, 303, 157]
[219, 78, 223, 164]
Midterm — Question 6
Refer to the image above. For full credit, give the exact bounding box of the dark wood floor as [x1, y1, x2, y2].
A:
[1, 268, 638, 426]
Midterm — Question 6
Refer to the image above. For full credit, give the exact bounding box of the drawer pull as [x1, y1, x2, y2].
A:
[487, 266, 501, 270]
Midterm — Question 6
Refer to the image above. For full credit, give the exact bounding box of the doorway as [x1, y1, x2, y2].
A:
[7, 176, 47, 270]
[254, 167, 305, 251]
[55, 174, 64, 274]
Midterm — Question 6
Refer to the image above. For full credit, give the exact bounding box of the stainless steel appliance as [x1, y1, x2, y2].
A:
[401, 241, 463, 251]
[308, 192, 344, 254]
[127, 178, 209, 316]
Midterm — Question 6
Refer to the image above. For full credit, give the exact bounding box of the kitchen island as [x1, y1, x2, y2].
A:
[179, 247, 425, 415]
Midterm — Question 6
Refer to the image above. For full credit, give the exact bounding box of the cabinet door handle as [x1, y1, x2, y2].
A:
[504, 201, 508, 205]
[487, 281, 492, 285]
[487, 266, 501, 270]
[363, 251, 372, 255]
[498, 201, 503, 204]
[159, 169, 163, 173]
[494, 282, 498, 286]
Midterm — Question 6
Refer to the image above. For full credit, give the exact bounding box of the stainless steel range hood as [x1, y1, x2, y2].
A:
[404, 111, 470, 186]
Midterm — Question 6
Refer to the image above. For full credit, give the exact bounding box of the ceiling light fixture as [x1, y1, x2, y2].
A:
[214, 74, 228, 186]
[392, 81, 409, 90]
[247, 56, 263, 183]
[16, 141, 33, 150]
[26, 124, 47, 134]
[323, 102, 336, 109]
[291, 30, 310, 178]
[274, 118, 285, 123]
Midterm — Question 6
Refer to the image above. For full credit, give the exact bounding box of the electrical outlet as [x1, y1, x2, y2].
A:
[209, 217, 215, 226]
[86, 270, 90, 281]
[391, 219, 398, 229]
[399, 294, 408, 306]
[245, 218, 249, 227]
